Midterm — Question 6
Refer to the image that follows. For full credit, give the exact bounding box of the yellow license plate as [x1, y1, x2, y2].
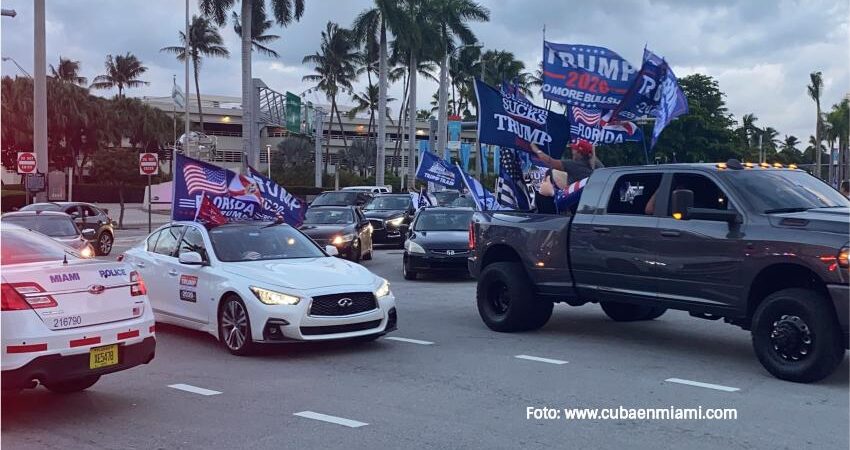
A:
[89, 344, 119, 369]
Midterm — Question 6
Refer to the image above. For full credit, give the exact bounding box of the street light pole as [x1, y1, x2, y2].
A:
[314, 109, 325, 188]
[33, 0, 47, 202]
[184, 0, 190, 163]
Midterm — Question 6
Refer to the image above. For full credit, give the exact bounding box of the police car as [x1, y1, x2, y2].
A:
[121, 221, 397, 355]
[1, 223, 155, 393]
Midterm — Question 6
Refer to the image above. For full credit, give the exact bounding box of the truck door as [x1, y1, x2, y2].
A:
[572, 171, 663, 302]
[653, 172, 745, 309]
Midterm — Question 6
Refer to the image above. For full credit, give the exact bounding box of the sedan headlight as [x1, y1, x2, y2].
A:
[332, 233, 356, 245]
[374, 279, 391, 298]
[250, 286, 301, 305]
[386, 217, 404, 227]
[80, 244, 95, 259]
[405, 240, 426, 254]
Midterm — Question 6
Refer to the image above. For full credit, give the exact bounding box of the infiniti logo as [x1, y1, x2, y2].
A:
[337, 298, 353, 307]
[89, 284, 106, 295]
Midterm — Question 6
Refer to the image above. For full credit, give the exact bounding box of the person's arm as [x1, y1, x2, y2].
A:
[531, 143, 563, 170]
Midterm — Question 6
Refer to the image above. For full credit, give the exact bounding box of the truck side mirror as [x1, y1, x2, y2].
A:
[671, 189, 694, 220]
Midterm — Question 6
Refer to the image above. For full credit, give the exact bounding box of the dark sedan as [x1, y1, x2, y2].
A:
[1, 210, 95, 257]
[20, 201, 115, 255]
[299, 206, 373, 262]
[362, 194, 415, 247]
[310, 190, 373, 208]
[402, 207, 474, 280]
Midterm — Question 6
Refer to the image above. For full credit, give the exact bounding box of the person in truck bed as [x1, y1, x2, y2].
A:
[531, 139, 603, 181]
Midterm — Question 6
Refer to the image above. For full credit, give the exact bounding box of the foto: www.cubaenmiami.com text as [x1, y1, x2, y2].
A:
[527, 406, 738, 421]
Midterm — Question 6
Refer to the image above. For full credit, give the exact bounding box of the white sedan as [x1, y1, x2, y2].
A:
[1, 223, 155, 393]
[122, 221, 397, 355]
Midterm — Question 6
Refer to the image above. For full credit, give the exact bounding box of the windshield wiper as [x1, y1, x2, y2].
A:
[764, 207, 811, 214]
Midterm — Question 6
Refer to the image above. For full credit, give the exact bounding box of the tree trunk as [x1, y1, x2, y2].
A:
[407, 54, 417, 189]
[335, 100, 349, 152]
[241, 0, 255, 170]
[326, 98, 336, 174]
[437, 51, 449, 161]
[118, 187, 125, 229]
[815, 103, 822, 179]
[376, 19, 388, 186]
[194, 59, 204, 132]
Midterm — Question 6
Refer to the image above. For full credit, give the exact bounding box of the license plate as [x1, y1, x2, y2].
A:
[89, 344, 119, 369]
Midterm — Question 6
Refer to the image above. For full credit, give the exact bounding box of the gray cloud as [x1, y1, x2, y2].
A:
[1, 0, 847, 146]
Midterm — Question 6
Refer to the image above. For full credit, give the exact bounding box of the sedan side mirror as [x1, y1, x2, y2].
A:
[178, 251, 205, 265]
[81, 228, 96, 239]
[670, 189, 694, 220]
[325, 245, 339, 256]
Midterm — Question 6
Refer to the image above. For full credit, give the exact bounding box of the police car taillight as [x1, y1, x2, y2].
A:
[2, 283, 57, 310]
[130, 271, 147, 296]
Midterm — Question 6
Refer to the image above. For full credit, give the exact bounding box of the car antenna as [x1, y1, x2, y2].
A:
[63, 252, 68, 265]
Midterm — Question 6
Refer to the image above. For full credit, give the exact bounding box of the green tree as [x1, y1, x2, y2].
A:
[302, 22, 360, 171]
[777, 135, 804, 165]
[232, 9, 281, 57]
[89, 53, 149, 97]
[49, 57, 87, 86]
[161, 15, 230, 132]
[199, 0, 304, 167]
[88, 148, 145, 228]
[348, 84, 395, 140]
[807, 71, 824, 177]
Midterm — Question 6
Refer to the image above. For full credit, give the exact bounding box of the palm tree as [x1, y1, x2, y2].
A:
[348, 84, 395, 142]
[352, 0, 407, 186]
[448, 46, 480, 118]
[807, 71, 823, 178]
[429, 0, 489, 160]
[49, 57, 87, 86]
[200, 0, 304, 168]
[302, 22, 360, 172]
[476, 50, 533, 95]
[826, 99, 850, 182]
[90, 53, 149, 97]
[778, 135, 802, 165]
[161, 15, 229, 132]
[232, 10, 281, 57]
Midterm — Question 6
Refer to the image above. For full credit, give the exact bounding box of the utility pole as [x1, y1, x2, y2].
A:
[314, 109, 325, 188]
[184, 0, 190, 163]
[34, 0, 47, 202]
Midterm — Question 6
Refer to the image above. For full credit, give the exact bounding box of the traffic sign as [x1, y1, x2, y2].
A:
[139, 152, 159, 175]
[25, 173, 46, 193]
[17, 152, 36, 174]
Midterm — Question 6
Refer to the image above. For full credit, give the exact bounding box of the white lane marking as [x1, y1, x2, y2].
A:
[167, 383, 222, 396]
[515, 354, 568, 365]
[385, 336, 434, 345]
[665, 378, 740, 392]
[294, 411, 368, 428]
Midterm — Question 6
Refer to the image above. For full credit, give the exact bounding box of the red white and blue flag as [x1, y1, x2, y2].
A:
[183, 162, 228, 195]
[567, 106, 642, 145]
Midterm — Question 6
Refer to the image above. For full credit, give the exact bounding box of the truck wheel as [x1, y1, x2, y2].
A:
[600, 301, 658, 322]
[751, 288, 845, 383]
[476, 262, 553, 332]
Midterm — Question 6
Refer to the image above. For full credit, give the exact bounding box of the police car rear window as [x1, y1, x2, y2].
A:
[0, 229, 71, 265]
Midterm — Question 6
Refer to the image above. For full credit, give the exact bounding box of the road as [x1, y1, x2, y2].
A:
[3, 228, 848, 449]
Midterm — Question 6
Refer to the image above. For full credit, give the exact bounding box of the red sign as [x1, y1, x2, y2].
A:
[139, 152, 159, 175]
[17, 152, 36, 174]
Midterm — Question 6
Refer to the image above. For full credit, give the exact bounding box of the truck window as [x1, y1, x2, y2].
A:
[667, 173, 730, 215]
[606, 173, 662, 215]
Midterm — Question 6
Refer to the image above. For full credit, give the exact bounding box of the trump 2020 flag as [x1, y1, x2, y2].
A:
[475, 79, 569, 160]
[567, 106, 643, 145]
[245, 165, 307, 227]
[496, 149, 531, 210]
[542, 41, 638, 109]
[415, 150, 463, 190]
[647, 50, 688, 148]
[173, 154, 255, 221]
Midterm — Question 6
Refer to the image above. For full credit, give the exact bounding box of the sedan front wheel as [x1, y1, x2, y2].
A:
[218, 296, 254, 356]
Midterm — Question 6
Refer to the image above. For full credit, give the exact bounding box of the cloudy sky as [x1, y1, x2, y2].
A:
[2, 0, 848, 144]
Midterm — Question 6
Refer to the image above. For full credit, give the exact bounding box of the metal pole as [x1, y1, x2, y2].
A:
[266, 144, 271, 178]
[147, 174, 152, 233]
[314, 110, 324, 188]
[184, 0, 190, 158]
[34, 0, 47, 203]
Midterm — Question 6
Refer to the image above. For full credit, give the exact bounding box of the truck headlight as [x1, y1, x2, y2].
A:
[250, 287, 301, 305]
[332, 233, 356, 245]
[405, 240, 426, 254]
[386, 217, 404, 227]
[374, 279, 390, 298]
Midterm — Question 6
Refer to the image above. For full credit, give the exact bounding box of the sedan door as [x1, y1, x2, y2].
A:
[137, 225, 184, 318]
[168, 226, 213, 325]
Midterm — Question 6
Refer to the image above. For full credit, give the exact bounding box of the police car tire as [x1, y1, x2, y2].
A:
[600, 301, 656, 322]
[45, 375, 100, 394]
[752, 288, 845, 383]
[477, 262, 553, 332]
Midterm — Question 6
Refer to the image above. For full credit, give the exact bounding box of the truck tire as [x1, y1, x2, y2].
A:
[476, 262, 553, 332]
[751, 288, 845, 383]
[600, 301, 660, 322]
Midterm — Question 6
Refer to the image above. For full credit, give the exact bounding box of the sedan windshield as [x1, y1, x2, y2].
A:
[208, 224, 325, 262]
[304, 208, 353, 224]
[415, 211, 473, 231]
[365, 196, 411, 210]
[3, 215, 79, 237]
[312, 192, 360, 206]
[724, 170, 849, 213]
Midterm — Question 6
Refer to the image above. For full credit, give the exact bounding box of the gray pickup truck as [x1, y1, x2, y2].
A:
[468, 160, 849, 382]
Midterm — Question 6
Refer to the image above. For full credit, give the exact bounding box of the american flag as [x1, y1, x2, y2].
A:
[570, 106, 602, 125]
[184, 163, 227, 195]
[496, 148, 531, 210]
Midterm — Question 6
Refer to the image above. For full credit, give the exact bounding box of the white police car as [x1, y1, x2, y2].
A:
[1, 223, 155, 393]
[121, 221, 397, 355]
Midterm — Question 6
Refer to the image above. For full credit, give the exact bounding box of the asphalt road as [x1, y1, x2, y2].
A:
[3, 229, 848, 449]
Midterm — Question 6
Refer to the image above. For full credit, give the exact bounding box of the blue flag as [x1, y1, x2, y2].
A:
[542, 41, 638, 109]
[649, 51, 688, 148]
[474, 79, 569, 160]
[455, 163, 500, 211]
[415, 150, 463, 190]
[245, 165, 307, 227]
[612, 48, 668, 121]
[566, 106, 643, 145]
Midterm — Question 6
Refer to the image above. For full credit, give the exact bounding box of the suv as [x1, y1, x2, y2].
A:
[1, 211, 95, 256]
[20, 202, 115, 256]
[468, 161, 849, 382]
[310, 191, 373, 208]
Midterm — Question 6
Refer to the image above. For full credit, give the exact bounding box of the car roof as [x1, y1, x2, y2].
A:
[374, 193, 411, 197]
[307, 205, 355, 210]
[3, 210, 73, 218]
[165, 220, 291, 231]
[420, 207, 474, 212]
